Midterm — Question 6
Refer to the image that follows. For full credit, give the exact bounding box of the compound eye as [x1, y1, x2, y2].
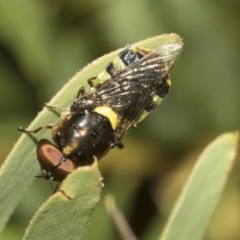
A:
[90, 131, 98, 139]
[37, 139, 62, 167]
[37, 139, 77, 182]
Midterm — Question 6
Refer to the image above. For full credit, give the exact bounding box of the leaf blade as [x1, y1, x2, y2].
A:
[160, 132, 239, 240]
[23, 161, 102, 240]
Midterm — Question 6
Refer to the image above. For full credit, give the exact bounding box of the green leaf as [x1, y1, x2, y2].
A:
[23, 160, 101, 240]
[0, 34, 183, 233]
[159, 132, 239, 240]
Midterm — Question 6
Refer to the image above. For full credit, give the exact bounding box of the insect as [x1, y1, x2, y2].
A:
[18, 40, 182, 184]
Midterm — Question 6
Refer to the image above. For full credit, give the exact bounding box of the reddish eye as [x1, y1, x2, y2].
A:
[37, 139, 77, 182]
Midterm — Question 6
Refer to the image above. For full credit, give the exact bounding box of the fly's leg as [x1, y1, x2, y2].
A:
[76, 86, 86, 99]
[88, 77, 97, 88]
[36, 169, 60, 193]
[36, 155, 67, 193]
[44, 104, 66, 111]
[18, 124, 53, 134]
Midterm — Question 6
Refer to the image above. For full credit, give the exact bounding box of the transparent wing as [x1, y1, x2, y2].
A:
[152, 41, 182, 73]
[83, 41, 182, 141]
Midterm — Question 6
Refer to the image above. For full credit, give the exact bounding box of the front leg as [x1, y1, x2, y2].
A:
[35, 170, 60, 193]
[44, 103, 66, 111]
[18, 124, 53, 134]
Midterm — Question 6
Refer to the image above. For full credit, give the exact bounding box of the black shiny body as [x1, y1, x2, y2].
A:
[52, 109, 115, 166]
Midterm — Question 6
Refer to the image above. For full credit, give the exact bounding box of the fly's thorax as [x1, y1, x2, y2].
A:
[51, 109, 115, 166]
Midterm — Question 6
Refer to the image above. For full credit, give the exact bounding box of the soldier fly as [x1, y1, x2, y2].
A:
[18, 38, 183, 185]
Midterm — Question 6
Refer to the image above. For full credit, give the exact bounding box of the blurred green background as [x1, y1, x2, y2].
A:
[0, 0, 239, 239]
